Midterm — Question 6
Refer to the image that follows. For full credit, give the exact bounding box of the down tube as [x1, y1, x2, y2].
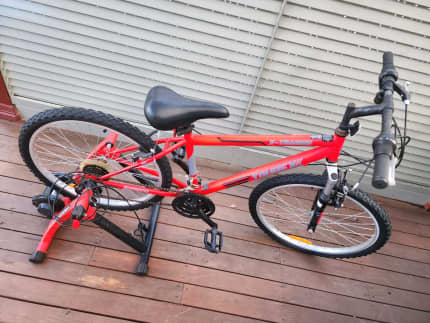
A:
[197, 147, 331, 195]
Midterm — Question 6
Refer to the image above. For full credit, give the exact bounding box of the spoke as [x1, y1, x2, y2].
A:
[35, 146, 83, 164]
[260, 190, 312, 226]
[323, 221, 375, 230]
[267, 191, 307, 213]
[291, 190, 312, 218]
[38, 151, 81, 164]
[325, 230, 372, 237]
[116, 141, 136, 151]
[323, 211, 368, 218]
[265, 211, 308, 220]
[316, 226, 363, 245]
[332, 221, 374, 238]
[81, 127, 92, 153]
[314, 228, 346, 246]
[38, 157, 80, 167]
[321, 212, 373, 231]
[270, 217, 308, 225]
[37, 135, 88, 158]
[52, 127, 87, 159]
[319, 217, 374, 241]
[261, 199, 303, 213]
[260, 204, 309, 221]
[321, 215, 372, 225]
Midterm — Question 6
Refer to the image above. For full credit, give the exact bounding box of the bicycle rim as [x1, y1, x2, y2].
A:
[29, 120, 162, 208]
[256, 184, 380, 256]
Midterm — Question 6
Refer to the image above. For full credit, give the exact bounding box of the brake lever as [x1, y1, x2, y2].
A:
[393, 81, 410, 105]
[402, 81, 410, 105]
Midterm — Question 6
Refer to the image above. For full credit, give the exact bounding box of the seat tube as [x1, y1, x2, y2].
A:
[184, 133, 200, 187]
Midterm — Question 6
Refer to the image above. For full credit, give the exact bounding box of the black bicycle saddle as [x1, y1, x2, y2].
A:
[144, 86, 229, 131]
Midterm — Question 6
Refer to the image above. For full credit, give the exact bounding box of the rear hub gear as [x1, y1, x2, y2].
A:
[80, 159, 111, 177]
[172, 193, 215, 218]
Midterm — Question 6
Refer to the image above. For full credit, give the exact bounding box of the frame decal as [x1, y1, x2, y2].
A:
[252, 158, 303, 180]
[223, 176, 251, 188]
[217, 137, 267, 145]
[269, 139, 311, 146]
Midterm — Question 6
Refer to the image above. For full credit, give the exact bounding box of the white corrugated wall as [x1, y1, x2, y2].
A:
[0, 0, 429, 204]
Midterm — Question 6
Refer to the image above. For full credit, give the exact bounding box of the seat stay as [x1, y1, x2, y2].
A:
[99, 139, 185, 181]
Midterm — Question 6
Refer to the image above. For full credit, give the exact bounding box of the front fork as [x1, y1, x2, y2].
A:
[307, 163, 339, 233]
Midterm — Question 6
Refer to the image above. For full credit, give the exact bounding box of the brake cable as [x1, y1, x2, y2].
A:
[392, 103, 411, 168]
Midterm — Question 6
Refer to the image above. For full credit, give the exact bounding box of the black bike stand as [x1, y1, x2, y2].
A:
[31, 186, 162, 276]
[136, 202, 161, 276]
[92, 202, 161, 276]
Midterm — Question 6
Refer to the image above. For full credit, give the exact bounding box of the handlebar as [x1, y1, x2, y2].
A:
[337, 52, 402, 189]
[371, 52, 397, 189]
[382, 51, 395, 73]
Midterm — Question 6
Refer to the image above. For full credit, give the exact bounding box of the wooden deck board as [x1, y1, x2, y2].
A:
[0, 296, 135, 323]
[0, 119, 430, 322]
[0, 271, 253, 323]
[2, 226, 429, 316]
[2, 182, 429, 275]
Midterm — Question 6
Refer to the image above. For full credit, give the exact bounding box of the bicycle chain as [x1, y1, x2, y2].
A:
[102, 179, 178, 207]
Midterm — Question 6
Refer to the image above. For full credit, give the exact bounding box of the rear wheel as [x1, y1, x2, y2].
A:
[249, 174, 391, 258]
[19, 107, 172, 210]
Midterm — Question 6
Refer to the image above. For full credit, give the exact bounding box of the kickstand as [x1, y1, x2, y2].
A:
[136, 202, 161, 276]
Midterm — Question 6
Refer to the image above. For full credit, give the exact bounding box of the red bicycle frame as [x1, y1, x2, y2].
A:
[29, 132, 345, 265]
[90, 132, 346, 197]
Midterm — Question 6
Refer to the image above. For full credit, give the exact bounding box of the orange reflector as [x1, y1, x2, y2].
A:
[288, 235, 312, 245]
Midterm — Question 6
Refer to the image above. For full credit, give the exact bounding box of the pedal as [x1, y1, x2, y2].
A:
[204, 228, 223, 253]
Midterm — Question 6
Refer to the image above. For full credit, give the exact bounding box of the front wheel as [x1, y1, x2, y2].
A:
[249, 174, 391, 258]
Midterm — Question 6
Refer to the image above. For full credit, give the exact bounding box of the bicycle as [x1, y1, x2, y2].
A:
[19, 52, 411, 271]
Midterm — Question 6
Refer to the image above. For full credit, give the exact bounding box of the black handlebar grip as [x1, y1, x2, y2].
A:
[373, 52, 397, 189]
[382, 51, 394, 68]
[379, 51, 398, 85]
[372, 136, 395, 189]
[372, 153, 391, 189]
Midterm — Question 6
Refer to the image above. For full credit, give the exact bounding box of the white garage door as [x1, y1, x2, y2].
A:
[1, 0, 429, 203]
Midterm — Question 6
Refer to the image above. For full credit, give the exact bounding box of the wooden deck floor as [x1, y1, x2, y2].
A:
[0, 119, 429, 323]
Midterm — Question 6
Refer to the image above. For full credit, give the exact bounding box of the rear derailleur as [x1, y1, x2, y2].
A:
[172, 193, 223, 253]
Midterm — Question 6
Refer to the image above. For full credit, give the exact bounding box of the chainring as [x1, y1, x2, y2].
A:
[172, 193, 215, 218]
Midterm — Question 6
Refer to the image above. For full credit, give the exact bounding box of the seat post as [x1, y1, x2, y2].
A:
[184, 132, 201, 188]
